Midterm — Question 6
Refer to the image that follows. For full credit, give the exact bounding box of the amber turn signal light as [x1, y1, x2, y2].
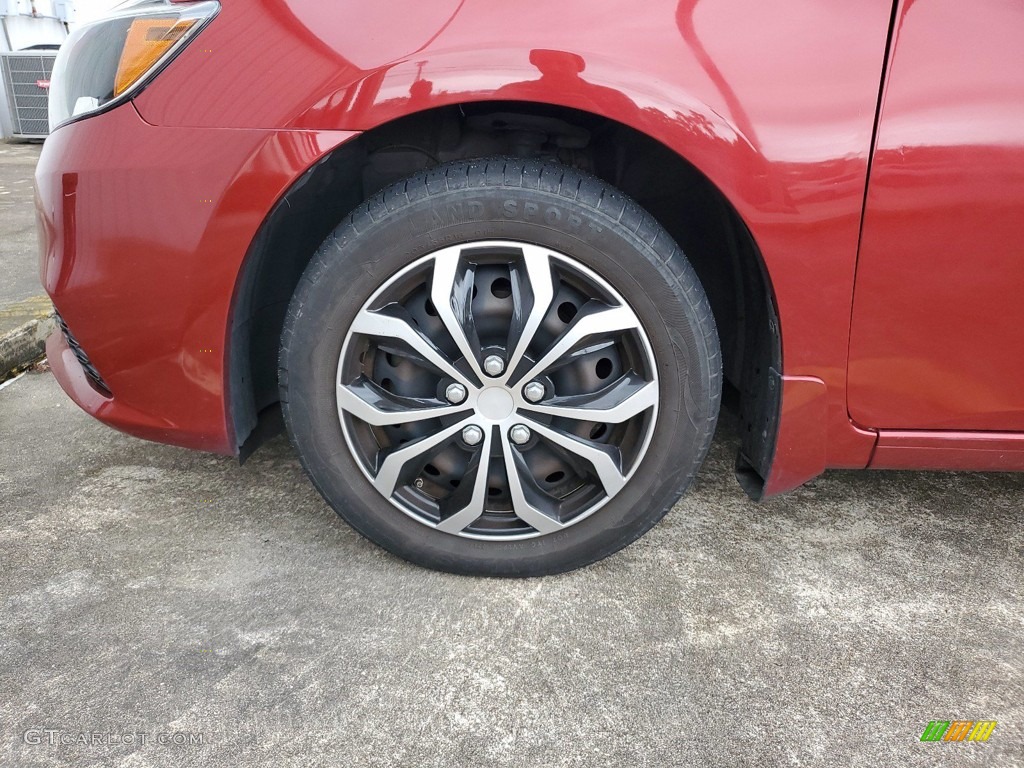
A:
[114, 17, 198, 97]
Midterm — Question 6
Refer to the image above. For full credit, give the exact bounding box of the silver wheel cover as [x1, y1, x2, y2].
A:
[336, 240, 659, 540]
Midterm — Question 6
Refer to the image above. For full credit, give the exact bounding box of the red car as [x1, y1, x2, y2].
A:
[36, 0, 1024, 575]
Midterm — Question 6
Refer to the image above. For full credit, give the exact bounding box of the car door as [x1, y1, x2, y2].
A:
[847, 0, 1024, 430]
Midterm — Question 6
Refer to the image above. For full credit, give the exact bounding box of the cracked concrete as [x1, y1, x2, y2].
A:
[1, 370, 1022, 767]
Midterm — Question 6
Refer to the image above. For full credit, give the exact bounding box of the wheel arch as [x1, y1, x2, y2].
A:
[227, 100, 782, 497]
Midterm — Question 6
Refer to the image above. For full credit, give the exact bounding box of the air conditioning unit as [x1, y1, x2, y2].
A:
[0, 51, 57, 138]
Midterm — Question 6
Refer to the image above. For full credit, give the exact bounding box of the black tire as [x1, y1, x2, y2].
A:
[280, 158, 721, 576]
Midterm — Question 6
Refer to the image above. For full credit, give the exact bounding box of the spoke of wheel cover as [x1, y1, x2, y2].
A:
[520, 375, 657, 423]
[350, 304, 474, 389]
[337, 377, 470, 426]
[436, 428, 493, 534]
[431, 247, 486, 383]
[373, 416, 476, 496]
[541, 338, 617, 373]
[520, 417, 627, 496]
[500, 431, 565, 534]
[517, 302, 642, 386]
[500, 244, 555, 385]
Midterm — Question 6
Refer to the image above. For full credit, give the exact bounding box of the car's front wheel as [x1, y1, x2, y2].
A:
[280, 159, 720, 576]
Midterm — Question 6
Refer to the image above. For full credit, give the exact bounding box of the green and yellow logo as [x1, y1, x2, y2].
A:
[920, 720, 997, 742]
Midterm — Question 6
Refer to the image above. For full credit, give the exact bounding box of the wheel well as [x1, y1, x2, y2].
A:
[229, 102, 781, 495]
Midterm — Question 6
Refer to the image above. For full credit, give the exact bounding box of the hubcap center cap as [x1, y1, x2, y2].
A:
[477, 387, 515, 421]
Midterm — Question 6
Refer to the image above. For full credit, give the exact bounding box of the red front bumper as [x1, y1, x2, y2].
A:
[37, 102, 355, 453]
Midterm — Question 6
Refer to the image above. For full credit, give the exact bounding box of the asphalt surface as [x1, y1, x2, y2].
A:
[1, 369, 1021, 767]
[0, 141, 48, 338]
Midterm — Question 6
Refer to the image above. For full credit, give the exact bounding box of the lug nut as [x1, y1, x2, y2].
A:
[509, 424, 532, 445]
[523, 381, 545, 402]
[462, 425, 484, 446]
[483, 354, 504, 377]
[445, 382, 467, 404]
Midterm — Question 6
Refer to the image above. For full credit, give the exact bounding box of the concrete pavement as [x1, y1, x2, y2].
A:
[0, 141, 46, 338]
[1, 369, 1021, 767]
[0, 141, 52, 376]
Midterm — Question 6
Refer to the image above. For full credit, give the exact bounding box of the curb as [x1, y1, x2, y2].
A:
[0, 313, 55, 377]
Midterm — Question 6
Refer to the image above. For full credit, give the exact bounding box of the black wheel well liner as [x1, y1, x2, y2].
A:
[227, 102, 781, 496]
